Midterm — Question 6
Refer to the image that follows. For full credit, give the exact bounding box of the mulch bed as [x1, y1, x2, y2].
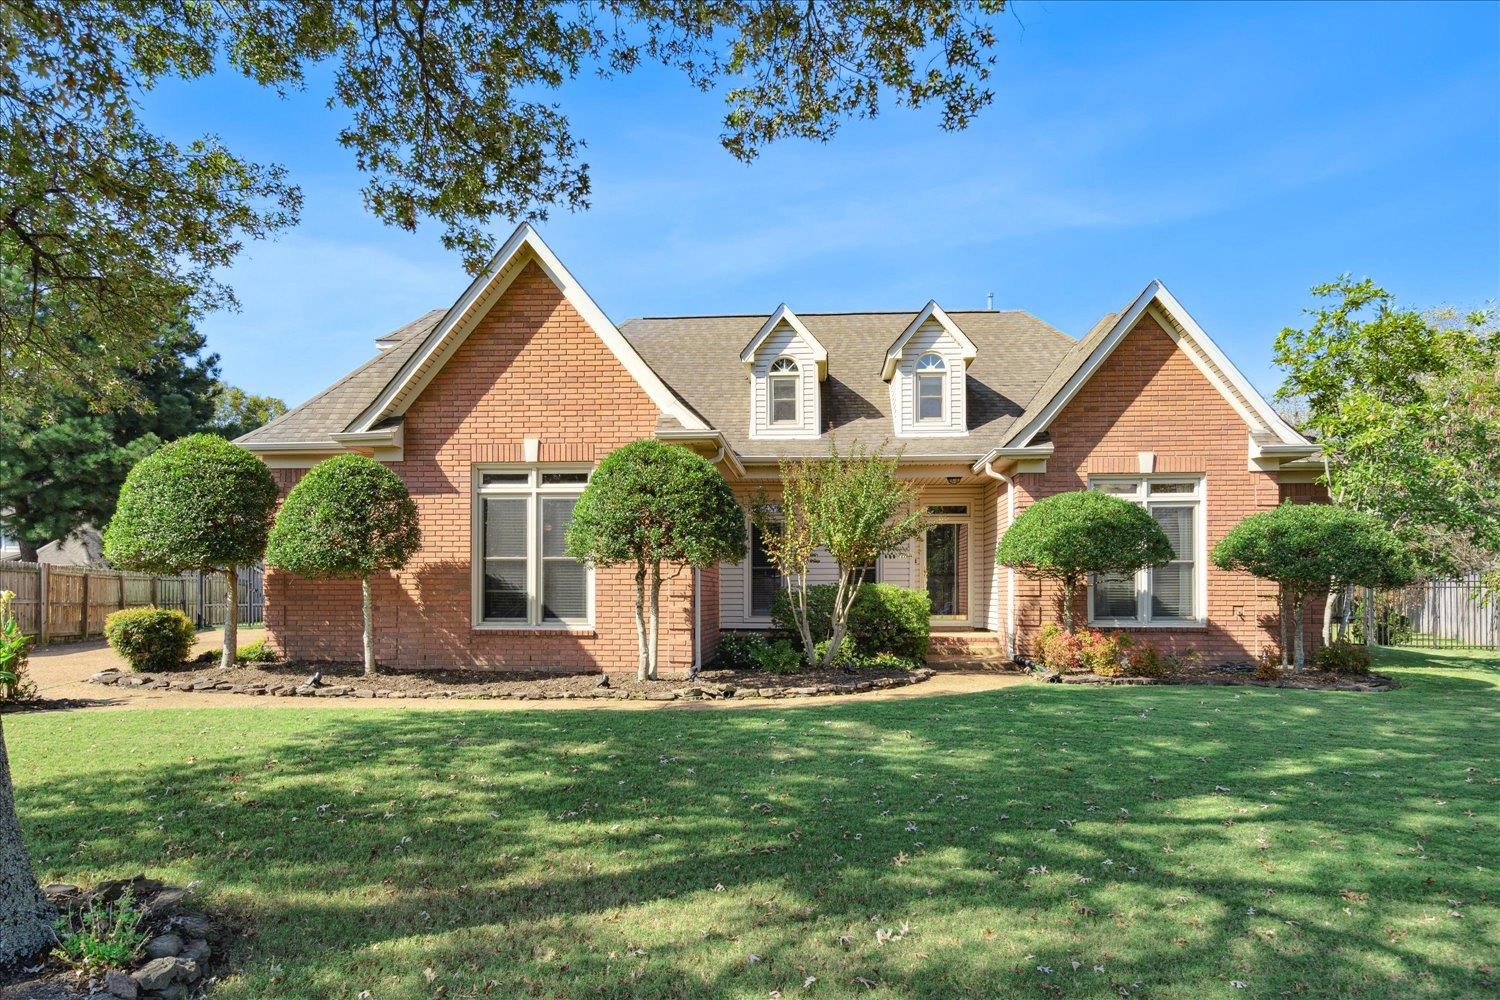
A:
[1037, 665, 1396, 692]
[87, 660, 935, 701]
[0, 875, 225, 1000]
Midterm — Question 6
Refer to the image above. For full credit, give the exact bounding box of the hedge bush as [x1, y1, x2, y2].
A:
[1034, 623, 1170, 678]
[104, 607, 197, 672]
[771, 583, 930, 660]
[1315, 641, 1373, 675]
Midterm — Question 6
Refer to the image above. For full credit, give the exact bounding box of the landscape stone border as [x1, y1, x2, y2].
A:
[1035, 669, 1396, 692]
[41, 876, 221, 1000]
[87, 666, 937, 702]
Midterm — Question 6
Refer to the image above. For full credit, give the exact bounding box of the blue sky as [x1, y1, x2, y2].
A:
[141, 0, 1500, 407]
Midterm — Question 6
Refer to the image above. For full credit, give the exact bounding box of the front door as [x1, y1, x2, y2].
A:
[924, 521, 969, 620]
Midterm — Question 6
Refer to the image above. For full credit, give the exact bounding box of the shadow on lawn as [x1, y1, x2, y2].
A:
[17, 664, 1497, 998]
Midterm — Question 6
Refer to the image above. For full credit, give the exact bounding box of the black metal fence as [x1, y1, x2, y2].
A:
[1379, 574, 1498, 649]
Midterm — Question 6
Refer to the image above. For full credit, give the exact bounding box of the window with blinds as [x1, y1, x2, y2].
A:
[475, 467, 591, 627]
[1086, 477, 1204, 626]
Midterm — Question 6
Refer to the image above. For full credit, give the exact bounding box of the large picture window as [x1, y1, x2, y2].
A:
[1087, 477, 1204, 626]
[475, 467, 591, 627]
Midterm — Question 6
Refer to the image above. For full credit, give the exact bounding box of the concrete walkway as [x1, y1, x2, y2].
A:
[25, 628, 1031, 713]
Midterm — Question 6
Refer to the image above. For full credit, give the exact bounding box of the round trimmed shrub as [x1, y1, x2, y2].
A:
[104, 607, 197, 672]
[266, 453, 421, 677]
[104, 434, 278, 575]
[772, 582, 930, 660]
[997, 490, 1174, 632]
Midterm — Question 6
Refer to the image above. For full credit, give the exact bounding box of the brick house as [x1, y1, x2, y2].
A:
[240, 225, 1322, 675]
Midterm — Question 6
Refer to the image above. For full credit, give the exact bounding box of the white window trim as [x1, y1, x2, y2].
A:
[742, 509, 881, 622]
[471, 464, 595, 631]
[915, 354, 946, 423]
[1085, 475, 1208, 629]
[768, 357, 800, 425]
[745, 511, 781, 621]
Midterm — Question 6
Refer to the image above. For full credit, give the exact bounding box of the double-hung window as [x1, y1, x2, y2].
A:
[915, 353, 945, 421]
[475, 467, 592, 627]
[768, 357, 799, 424]
[1088, 477, 1204, 626]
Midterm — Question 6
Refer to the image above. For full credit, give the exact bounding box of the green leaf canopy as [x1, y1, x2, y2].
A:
[566, 441, 744, 570]
[996, 490, 1175, 583]
[1211, 502, 1416, 598]
[103, 434, 278, 574]
[266, 454, 421, 579]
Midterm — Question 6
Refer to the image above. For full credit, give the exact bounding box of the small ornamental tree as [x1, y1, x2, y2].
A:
[265, 454, 421, 677]
[104, 434, 278, 670]
[1212, 503, 1416, 671]
[566, 440, 745, 680]
[757, 444, 927, 668]
[997, 490, 1175, 633]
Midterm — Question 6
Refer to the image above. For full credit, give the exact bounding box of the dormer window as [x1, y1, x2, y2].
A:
[915, 353, 945, 421]
[768, 357, 799, 424]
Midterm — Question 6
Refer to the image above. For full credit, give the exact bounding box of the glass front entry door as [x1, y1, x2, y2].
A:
[924, 522, 969, 619]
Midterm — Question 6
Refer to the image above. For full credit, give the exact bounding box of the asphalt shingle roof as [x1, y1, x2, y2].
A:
[236, 310, 445, 447]
[620, 310, 1076, 459]
[240, 306, 1088, 461]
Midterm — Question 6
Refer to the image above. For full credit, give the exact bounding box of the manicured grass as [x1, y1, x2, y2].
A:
[9, 648, 1497, 999]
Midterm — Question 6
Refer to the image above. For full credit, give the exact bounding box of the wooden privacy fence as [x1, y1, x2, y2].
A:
[0, 561, 263, 643]
[1382, 574, 1499, 649]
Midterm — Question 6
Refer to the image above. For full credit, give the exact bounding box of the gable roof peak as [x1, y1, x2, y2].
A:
[739, 304, 829, 379]
[881, 300, 979, 381]
[346, 222, 706, 433]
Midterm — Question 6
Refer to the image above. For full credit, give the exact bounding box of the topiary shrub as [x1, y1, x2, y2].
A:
[104, 434, 278, 670]
[998, 490, 1174, 633]
[104, 607, 197, 672]
[1315, 640, 1372, 675]
[773, 583, 930, 660]
[266, 453, 420, 677]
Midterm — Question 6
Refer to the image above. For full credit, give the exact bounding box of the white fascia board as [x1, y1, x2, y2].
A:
[1007, 281, 1310, 449]
[350, 223, 707, 433]
[739, 304, 829, 380]
[881, 301, 978, 381]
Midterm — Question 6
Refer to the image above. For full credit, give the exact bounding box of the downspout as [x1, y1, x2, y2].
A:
[692, 567, 702, 677]
[980, 461, 1017, 659]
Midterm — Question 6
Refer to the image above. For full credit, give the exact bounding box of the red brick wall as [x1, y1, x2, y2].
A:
[698, 564, 721, 668]
[1011, 314, 1290, 665]
[265, 260, 696, 676]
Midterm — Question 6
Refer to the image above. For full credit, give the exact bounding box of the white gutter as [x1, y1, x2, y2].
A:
[980, 461, 1017, 659]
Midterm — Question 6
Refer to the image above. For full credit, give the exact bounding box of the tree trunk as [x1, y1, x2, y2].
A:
[1278, 585, 1290, 668]
[1322, 584, 1337, 646]
[1363, 585, 1377, 648]
[792, 572, 816, 665]
[0, 718, 55, 965]
[221, 569, 238, 670]
[361, 576, 375, 677]
[1292, 595, 1306, 672]
[647, 562, 661, 681]
[633, 561, 648, 682]
[1060, 576, 1076, 633]
[15, 539, 38, 564]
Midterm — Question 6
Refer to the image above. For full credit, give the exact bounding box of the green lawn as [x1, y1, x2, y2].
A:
[9, 648, 1497, 999]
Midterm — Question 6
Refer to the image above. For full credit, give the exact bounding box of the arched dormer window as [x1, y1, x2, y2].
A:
[768, 356, 799, 424]
[915, 353, 945, 421]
